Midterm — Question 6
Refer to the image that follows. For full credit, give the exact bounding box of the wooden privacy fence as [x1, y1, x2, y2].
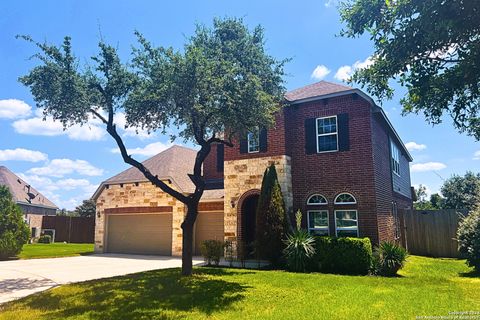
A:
[42, 216, 95, 243]
[402, 209, 467, 258]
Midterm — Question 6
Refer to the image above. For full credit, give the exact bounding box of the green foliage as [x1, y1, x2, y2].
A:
[74, 199, 96, 218]
[441, 171, 480, 212]
[0, 186, 30, 259]
[372, 241, 408, 276]
[200, 240, 224, 266]
[339, 0, 480, 139]
[255, 164, 288, 264]
[313, 236, 373, 275]
[457, 209, 480, 271]
[283, 229, 316, 272]
[18, 17, 287, 275]
[38, 234, 52, 244]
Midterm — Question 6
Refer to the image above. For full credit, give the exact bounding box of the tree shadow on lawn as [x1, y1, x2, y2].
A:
[459, 270, 480, 278]
[22, 268, 252, 319]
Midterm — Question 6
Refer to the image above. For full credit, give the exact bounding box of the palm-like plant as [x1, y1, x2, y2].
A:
[283, 210, 315, 272]
[373, 241, 408, 276]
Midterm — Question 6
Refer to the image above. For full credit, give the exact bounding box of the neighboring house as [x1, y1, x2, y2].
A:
[93, 80, 413, 256]
[0, 166, 58, 238]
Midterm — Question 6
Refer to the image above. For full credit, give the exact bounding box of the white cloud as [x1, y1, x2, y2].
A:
[111, 141, 172, 157]
[27, 159, 104, 178]
[0, 99, 32, 119]
[410, 162, 447, 173]
[473, 151, 480, 160]
[311, 65, 331, 80]
[324, 0, 339, 7]
[114, 112, 155, 140]
[0, 148, 48, 162]
[12, 114, 105, 141]
[334, 56, 375, 81]
[17, 173, 97, 210]
[13, 109, 154, 141]
[405, 142, 427, 152]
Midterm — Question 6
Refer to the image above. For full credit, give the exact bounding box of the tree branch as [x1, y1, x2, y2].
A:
[95, 106, 189, 204]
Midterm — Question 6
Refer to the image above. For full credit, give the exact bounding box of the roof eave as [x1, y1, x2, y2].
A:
[91, 176, 189, 201]
[16, 201, 59, 210]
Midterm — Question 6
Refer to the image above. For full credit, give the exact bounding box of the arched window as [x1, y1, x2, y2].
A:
[307, 194, 328, 205]
[334, 193, 357, 205]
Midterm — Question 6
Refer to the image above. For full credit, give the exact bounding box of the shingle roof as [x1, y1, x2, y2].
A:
[104, 145, 198, 193]
[0, 166, 58, 209]
[285, 80, 353, 102]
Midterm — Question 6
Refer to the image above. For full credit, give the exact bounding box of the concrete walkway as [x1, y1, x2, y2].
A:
[0, 254, 204, 304]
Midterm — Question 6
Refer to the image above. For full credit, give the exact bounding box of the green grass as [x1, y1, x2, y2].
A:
[18, 243, 94, 259]
[0, 256, 478, 319]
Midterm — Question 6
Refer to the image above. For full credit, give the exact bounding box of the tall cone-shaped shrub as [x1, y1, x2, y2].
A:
[255, 164, 287, 264]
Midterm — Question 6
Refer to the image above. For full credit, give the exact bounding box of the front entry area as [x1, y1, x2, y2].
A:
[238, 191, 260, 252]
[106, 213, 173, 255]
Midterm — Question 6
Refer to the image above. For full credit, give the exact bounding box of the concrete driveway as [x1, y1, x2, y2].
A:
[0, 254, 204, 304]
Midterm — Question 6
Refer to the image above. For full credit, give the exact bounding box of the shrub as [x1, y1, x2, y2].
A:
[0, 186, 30, 260]
[38, 234, 52, 244]
[457, 209, 480, 271]
[255, 165, 288, 265]
[372, 241, 408, 276]
[200, 240, 224, 266]
[313, 236, 373, 275]
[283, 230, 316, 272]
[283, 210, 315, 272]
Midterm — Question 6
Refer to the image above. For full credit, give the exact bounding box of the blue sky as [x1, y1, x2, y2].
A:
[0, 0, 478, 209]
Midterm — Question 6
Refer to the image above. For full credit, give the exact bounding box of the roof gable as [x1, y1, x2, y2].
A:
[103, 145, 197, 193]
[285, 80, 353, 102]
[0, 166, 58, 209]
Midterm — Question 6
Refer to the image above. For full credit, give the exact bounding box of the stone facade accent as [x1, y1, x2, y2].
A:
[223, 155, 292, 244]
[95, 181, 185, 256]
[25, 214, 43, 238]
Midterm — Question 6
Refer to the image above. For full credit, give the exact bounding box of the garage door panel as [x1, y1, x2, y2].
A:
[194, 211, 224, 255]
[107, 214, 172, 255]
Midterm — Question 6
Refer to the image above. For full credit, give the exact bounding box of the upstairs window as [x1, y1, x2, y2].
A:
[391, 141, 400, 176]
[247, 127, 260, 153]
[334, 193, 357, 205]
[308, 210, 329, 236]
[316, 116, 338, 153]
[307, 194, 328, 205]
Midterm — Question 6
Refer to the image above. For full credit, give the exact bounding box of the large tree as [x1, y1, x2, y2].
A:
[74, 199, 96, 218]
[18, 18, 287, 275]
[441, 171, 480, 212]
[339, 0, 480, 139]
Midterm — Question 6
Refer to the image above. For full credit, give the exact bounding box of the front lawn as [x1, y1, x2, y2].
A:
[18, 243, 94, 259]
[0, 256, 478, 319]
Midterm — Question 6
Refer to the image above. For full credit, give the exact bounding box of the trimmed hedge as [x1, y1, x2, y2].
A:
[38, 235, 52, 244]
[311, 236, 373, 275]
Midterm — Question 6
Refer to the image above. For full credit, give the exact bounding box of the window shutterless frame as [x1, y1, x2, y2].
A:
[334, 193, 357, 205]
[307, 210, 329, 236]
[247, 127, 260, 153]
[316, 115, 339, 153]
[391, 140, 400, 176]
[334, 210, 359, 237]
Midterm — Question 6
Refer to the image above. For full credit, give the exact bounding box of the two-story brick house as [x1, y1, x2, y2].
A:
[93, 81, 412, 256]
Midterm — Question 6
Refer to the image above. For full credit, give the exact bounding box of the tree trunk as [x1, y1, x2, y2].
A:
[181, 203, 198, 276]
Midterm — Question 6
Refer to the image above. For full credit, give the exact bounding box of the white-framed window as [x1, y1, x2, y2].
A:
[307, 194, 328, 205]
[391, 141, 400, 176]
[247, 127, 260, 153]
[316, 116, 338, 153]
[334, 193, 357, 205]
[335, 210, 359, 237]
[308, 210, 329, 236]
